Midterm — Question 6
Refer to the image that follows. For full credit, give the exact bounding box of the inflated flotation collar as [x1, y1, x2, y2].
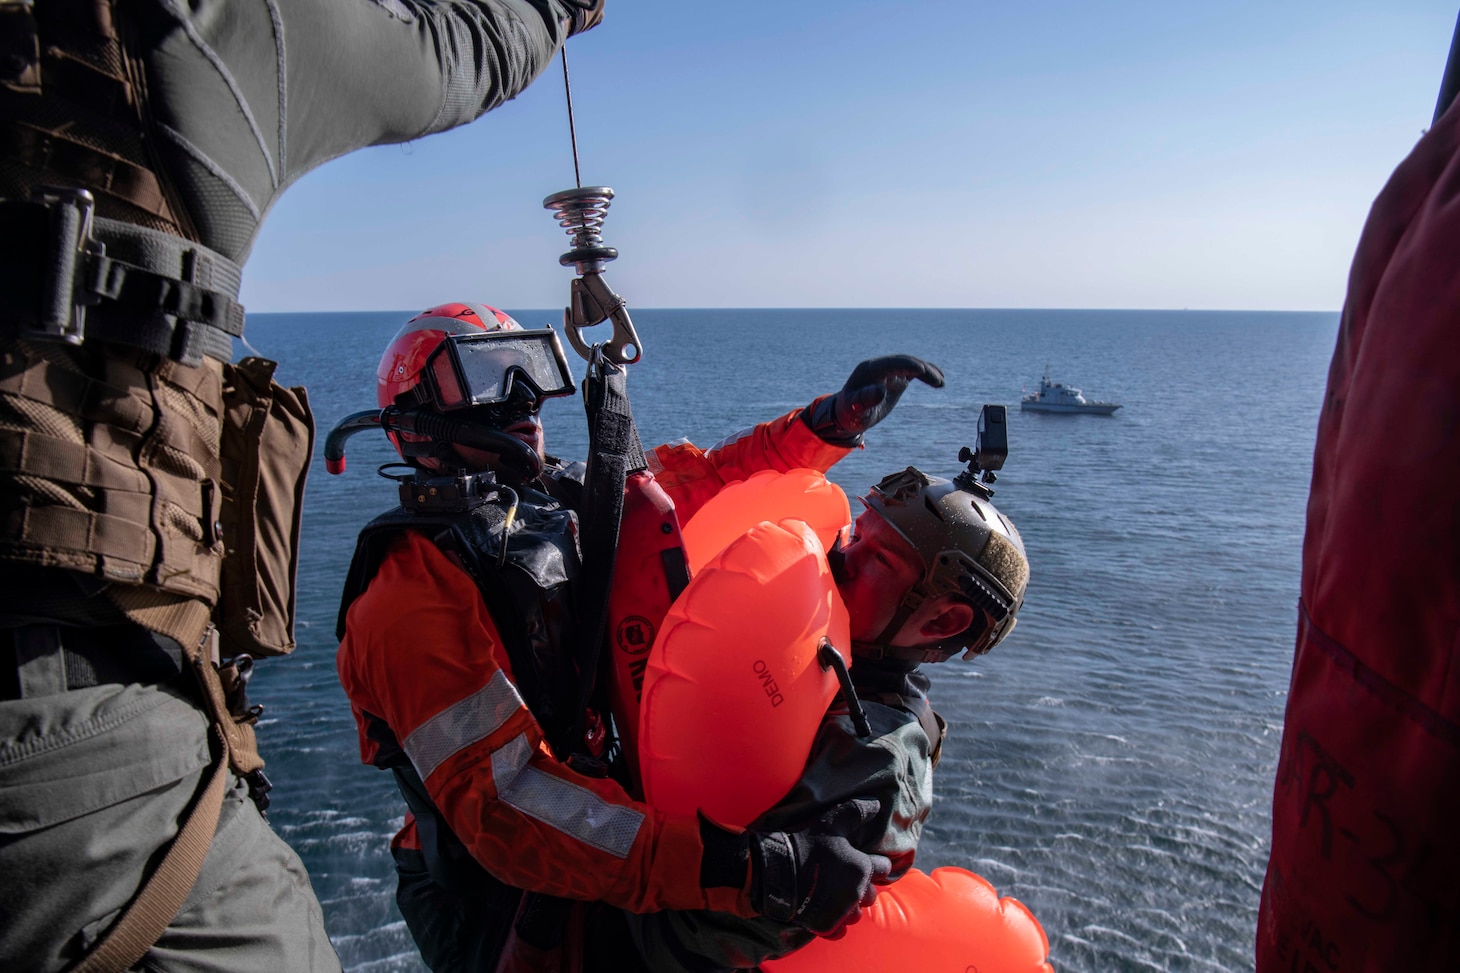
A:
[679, 468, 849, 574]
[762, 867, 1051, 973]
[1256, 93, 1460, 970]
[606, 467, 849, 793]
[603, 470, 690, 788]
[638, 516, 851, 827]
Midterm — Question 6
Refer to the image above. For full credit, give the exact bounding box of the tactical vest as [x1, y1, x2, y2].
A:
[337, 478, 587, 892]
[1, 0, 268, 650]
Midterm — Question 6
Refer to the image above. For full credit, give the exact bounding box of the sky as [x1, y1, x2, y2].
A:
[241, 1, 1459, 312]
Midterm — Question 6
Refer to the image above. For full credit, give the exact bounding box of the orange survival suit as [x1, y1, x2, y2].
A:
[1255, 91, 1460, 969]
[336, 408, 848, 967]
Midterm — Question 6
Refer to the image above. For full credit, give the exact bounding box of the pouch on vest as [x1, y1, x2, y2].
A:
[215, 357, 313, 657]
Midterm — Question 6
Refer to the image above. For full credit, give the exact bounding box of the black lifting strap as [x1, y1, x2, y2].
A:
[514, 360, 645, 954]
[562, 358, 645, 757]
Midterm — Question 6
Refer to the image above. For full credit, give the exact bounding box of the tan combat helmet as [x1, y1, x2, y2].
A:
[858, 407, 1029, 662]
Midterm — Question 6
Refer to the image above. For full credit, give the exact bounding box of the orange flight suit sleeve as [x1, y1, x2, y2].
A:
[336, 531, 752, 916]
[647, 401, 852, 523]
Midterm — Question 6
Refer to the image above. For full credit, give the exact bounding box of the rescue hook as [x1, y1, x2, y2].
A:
[543, 186, 643, 366]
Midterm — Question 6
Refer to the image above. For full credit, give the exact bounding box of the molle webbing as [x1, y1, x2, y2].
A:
[0, 339, 225, 612]
[0, 0, 187, 234]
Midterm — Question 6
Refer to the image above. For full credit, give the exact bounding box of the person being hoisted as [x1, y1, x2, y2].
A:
[330, 300, 947, 972]
[625, 411, 1032, 972]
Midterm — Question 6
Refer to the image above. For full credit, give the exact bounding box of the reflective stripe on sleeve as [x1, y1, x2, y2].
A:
[708, 425, 755, 453]
[403, 671, 524, 782]
[492, 732, 645, 859]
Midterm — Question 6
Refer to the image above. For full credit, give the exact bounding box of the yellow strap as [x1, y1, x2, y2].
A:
[65, 725, 230, 973]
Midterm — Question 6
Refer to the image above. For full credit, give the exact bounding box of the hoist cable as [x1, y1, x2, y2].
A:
[562, 48, 582, 188]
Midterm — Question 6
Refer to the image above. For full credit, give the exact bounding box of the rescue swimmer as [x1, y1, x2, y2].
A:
[628, 416, 1032, 972]
[330, 302, 948, 972]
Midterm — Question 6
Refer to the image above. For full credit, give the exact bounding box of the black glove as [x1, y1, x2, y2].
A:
[803, 356, 945, 447]
[562, 0, 604, 36]
[700, 801, 893, 936]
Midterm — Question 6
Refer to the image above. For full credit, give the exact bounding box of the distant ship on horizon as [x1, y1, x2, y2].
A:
[1020, 372, 1121, 415]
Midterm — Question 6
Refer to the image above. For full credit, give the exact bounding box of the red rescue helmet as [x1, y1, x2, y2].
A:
[377, 302, 522, 409]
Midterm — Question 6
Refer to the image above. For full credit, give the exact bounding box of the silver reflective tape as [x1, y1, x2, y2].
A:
[493, 732, 532, 796]
[403, 671, 524, 782]
[492, 732, 645, 860]
[708, 425, 755, 454]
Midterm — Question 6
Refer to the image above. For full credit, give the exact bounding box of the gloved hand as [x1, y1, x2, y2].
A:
[803, 356, 945, 447]
[700, 800, 893, 937]
[562, 0, 604, 36]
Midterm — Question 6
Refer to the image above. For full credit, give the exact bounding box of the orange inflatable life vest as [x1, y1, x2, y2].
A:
[638, 516, 850, 827]
[679, 468, 850, 575]
[761, 867, 1052, 973]
[604, 471, 687, 789]
[606, 468, 848, 792]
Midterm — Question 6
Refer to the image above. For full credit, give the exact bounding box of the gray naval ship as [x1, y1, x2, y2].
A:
[1020, 372, 1121, 414]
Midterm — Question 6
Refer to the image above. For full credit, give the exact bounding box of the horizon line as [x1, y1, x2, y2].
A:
[246, 305, 1342, 315]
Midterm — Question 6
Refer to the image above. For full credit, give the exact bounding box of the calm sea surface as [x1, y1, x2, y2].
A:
[242, 308, 1339, 973]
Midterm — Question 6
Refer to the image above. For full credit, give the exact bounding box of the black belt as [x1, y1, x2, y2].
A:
[0, 622, 186, 701]
[0, 189, 245, 366]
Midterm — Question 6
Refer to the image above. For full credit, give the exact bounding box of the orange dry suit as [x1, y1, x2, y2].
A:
[334, 408, 848, 966]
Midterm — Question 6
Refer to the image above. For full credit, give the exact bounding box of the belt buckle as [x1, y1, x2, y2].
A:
[30, 186, 103, 345]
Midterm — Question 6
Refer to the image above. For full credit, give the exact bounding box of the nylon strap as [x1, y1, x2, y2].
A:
[515, 359, 646, 952]
[1, 120, 170, 217]
[563, 359, 645, 756]
[65, 723, 230, 973]
[0, 200, 244, 366]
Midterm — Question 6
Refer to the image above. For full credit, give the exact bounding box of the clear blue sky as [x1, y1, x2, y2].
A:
[242, 1, 1458, 312]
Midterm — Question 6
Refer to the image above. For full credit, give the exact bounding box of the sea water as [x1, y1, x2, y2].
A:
[243, 308, 1338, 973]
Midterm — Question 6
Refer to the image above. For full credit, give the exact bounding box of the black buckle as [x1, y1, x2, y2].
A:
[31, 186, 103, 345]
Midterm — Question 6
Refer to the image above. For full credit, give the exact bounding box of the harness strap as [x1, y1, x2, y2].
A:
[861, 690, 948, 768]
[0, 197, 244, 366]
[564, 360, 646, 755]
[64, 725, 231, 973]
[515, 361, 646, 952]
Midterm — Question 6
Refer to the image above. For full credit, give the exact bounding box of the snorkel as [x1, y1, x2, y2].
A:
[323, 406, 544, 483]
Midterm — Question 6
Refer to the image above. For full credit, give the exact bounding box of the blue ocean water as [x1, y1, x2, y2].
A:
[242, 308, 1339, 973]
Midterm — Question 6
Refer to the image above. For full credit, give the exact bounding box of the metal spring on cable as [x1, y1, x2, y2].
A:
[542, 186, 618, 272]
